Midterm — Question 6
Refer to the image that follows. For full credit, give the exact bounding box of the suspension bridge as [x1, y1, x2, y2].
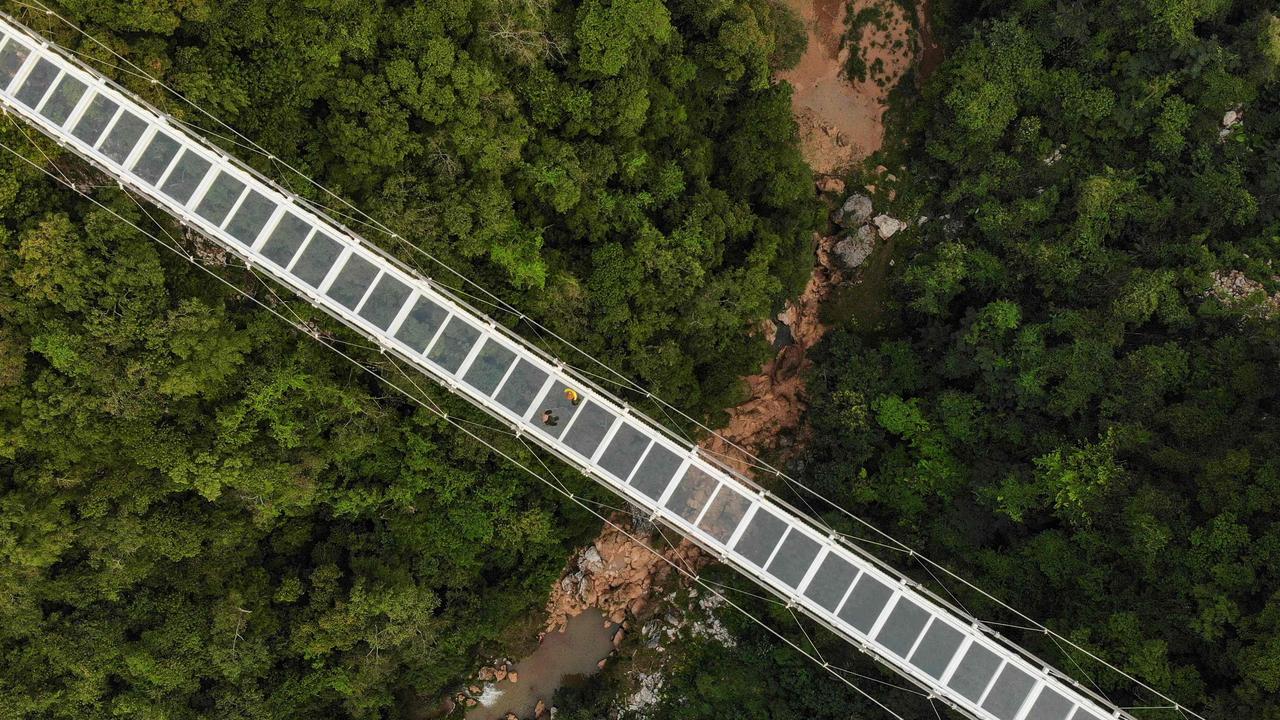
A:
[0, 13, 1168, 720]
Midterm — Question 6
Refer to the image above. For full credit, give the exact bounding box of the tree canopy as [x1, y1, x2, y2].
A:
[0, 0, 814, 717]
[800, 0, 1280, 716]
[552, 2, 1280, 719]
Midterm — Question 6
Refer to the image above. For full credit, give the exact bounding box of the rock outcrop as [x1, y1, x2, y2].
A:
[832, 224, 877, 270]
[816, 175, 846, 194]
[832, 192, 874, 227]
[1209, 269, 1280, 316]
[623, 671, 666, 715]
[872, 213, 906, 238]
[1220, 106, 1243, 140]
[544, 519, 710, 632]
[699, 230, 847, 476]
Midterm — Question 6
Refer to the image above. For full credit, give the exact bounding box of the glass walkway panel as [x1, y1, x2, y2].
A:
[0, 16, 1134, 720]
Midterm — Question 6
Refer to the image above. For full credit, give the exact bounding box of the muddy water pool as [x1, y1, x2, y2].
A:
[466, 609, 616, 720]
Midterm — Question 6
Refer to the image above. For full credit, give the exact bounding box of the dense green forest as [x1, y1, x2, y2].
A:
[569, 0, 1280, 719]
[4, 0, 1280, 719]
[0, 0, 814, 717]
[813, 0, 1280, 716]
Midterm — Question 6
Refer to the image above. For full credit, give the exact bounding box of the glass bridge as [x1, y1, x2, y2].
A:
[0, 15, 1136, 720]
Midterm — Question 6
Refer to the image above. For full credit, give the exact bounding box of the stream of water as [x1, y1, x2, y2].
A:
[465, 609, 616, 720]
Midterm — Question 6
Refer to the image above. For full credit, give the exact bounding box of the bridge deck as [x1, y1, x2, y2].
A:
[0, 16, 1132, 720]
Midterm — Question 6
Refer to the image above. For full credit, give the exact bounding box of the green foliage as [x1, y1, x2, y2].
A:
[800, 0, 1280, 716]
[1033, 427, 1126, 526]
[767, 2, 808, 71]
[0, 0, 816, 717]
[575, 0, 673, 77]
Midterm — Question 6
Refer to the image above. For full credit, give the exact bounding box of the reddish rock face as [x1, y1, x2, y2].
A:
[544, 518, 712, 633]
[545, 222, 850, 636]
[702, 230, 845, 476]
[816, 175, 846, 194]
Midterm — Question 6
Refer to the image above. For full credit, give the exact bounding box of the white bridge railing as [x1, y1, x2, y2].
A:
[0, 15, 1134, 720]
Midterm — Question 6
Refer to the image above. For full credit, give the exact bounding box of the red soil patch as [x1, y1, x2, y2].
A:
[776, 0, 918, 174]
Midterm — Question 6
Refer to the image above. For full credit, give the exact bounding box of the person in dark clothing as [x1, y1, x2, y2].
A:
[540, 409, 559, 427]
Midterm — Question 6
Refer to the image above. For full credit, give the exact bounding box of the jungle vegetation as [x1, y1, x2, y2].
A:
[570, 0, 1280, 719]
[810, 1, 1280, 716]
[0, 0, 814, 716]
[3, 0, 1279, 719]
